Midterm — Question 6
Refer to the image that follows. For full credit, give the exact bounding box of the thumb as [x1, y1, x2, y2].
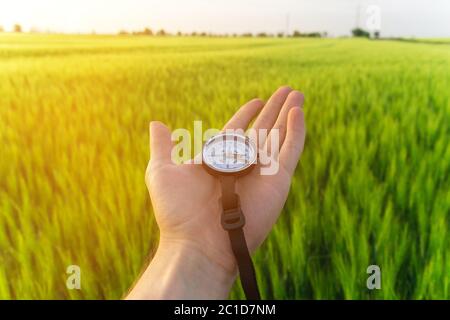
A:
[149, 121, 173, 165]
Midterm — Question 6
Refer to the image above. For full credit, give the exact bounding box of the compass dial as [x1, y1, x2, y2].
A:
[202, 133, 257, 173]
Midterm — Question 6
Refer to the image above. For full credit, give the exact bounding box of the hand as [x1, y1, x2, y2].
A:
[126, 86, 306, 299]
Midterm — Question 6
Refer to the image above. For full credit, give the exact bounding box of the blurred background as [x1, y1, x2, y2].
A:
[0, 0, 449, 299]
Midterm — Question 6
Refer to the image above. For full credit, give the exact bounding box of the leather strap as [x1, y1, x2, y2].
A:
[220, 176, 261, 300]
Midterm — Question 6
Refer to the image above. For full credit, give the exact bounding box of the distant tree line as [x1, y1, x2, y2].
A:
[1, 23, 381, 40]
[118, 27, 381, 39]
[0, 24, 23, 33]
[292, 30, 325, 38]
[117, 27, 328, 38]
[351, 27, 380, 39]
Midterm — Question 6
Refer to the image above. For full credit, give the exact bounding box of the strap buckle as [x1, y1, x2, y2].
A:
[221, 207, 246, 230]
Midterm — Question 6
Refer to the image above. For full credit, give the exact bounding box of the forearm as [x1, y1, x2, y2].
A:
[126, 239, 237, 300]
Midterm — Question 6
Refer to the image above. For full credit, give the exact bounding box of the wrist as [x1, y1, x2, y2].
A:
[126, 238, 237, 300]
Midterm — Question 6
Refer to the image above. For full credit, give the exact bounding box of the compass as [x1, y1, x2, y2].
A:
[201, 131, 261, 300]
[202, 132, 257, 175]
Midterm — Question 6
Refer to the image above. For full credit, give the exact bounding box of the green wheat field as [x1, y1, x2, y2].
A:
[0, 34, 449, 299]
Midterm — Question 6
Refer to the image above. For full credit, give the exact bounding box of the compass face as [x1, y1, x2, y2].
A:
[202, 133, 257, 174]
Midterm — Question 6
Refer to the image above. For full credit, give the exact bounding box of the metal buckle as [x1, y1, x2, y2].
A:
[221, 207, 246, 230]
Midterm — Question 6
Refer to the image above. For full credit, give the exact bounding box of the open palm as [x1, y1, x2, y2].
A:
[146, 86, 306, 275]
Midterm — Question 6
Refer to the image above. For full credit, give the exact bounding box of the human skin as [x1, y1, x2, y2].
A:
[126, 86, 306, 299]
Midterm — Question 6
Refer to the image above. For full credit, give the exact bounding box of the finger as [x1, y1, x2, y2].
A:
[279, 107, 306, 176]
[265, 90, 304, 151]
[252, 86, 292, 146]
[223, 98, 264, 130]
[149, 121, 173, 165]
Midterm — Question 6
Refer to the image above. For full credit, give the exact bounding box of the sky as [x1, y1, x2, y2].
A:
[1, 0, 449, 37]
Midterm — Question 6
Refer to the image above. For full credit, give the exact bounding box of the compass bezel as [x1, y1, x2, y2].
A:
[202, 132, 257, 175]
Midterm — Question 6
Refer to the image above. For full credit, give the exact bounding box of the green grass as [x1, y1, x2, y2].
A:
[0, 34, 449, 299]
